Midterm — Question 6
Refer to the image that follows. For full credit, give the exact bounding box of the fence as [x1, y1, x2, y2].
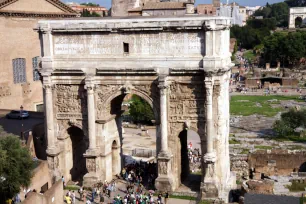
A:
[132, 148, 156, 158]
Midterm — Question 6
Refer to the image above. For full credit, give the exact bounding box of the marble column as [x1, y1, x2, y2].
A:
[158, 82, 169, 155]
[155, 76, 174, 192]
[43, 77, 56, 154]
[85, 82, 96, 151]
[201, 78, 218, 199]
[204, 79, 216, 163]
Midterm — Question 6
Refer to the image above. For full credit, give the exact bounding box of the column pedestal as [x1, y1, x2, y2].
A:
[155, 155, 174, 192]
[83, 150, 100, 187]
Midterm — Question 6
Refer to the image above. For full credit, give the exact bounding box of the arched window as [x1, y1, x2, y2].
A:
[12, 58, 26, 84]
[32, 56, 40, 81]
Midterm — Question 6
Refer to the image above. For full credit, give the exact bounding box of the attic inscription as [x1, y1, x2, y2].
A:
[53, 32, 204, 55]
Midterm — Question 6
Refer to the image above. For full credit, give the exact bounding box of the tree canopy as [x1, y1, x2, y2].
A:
[273, 108, 306, 137]
[285, 0, 306, 7]
[263, 31, 306, 66]
[0, 127, 34, 202]
[80, 3, 100, 7]
[81, 9, 101, 17]
[129, 95, 154, 125]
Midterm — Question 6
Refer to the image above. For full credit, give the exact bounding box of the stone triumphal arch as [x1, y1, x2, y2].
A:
[37, 16, 236, 202]
[289, 7, 306, 29]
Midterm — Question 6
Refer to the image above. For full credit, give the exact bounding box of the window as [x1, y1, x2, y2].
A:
[12, 58, 26, 84]
[32, 56, 40, 81]
[123, 42, 129, 53]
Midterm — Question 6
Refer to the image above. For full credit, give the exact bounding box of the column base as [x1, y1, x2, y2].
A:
[46, 146, 61, 156]
[155, 176, 174, 192]
[83, 172, 99, 187]
[158, 150, 172, 158]
[84, 148, 99, 157]
[201, 181, 219, 200]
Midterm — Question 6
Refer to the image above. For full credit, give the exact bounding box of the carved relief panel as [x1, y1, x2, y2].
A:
[86, 158, 96, 173]
[168, 82, 205, 136]
[47, 156, 59, 170]
[55, 85, 87, 119]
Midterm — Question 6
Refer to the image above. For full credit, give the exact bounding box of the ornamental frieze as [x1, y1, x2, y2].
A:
[55, 85, 87, 114]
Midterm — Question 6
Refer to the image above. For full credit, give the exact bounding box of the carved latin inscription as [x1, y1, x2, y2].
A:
[53, 32, 204, 56]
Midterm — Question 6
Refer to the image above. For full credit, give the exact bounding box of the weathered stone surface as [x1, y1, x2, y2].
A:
[38, 16, 234, 202]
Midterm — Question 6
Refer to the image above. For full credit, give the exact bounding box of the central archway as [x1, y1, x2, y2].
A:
[295, 17, 303, 28]
[102, 87, 160, 184]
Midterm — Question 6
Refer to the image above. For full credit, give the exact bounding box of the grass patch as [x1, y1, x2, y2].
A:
[240, 149, 250, 154]
[273, 135, 306, 143]
[288, 145, 305, 150]
[255, 145, 273, 150]
[230, 95, 302, 116]
[191, 171, 202, 175]
[229, 139, 241, 144]
[199, 201, 211, 204]
[169, 195, 196, 200]
[243, 50, 256, 62]
[287, 181, 306, 192]
[64, 185, 80, 191]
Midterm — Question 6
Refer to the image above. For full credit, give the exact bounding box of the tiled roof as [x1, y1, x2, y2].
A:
[143, 2, 186, 10]
[0, 0, 78, 15]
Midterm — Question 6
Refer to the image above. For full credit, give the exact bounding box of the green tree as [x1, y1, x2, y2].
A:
[80, 2, 100, 7]
[0, 127, 34, 202]
[285, 0, 306, 7]
[129, 95, 154, 125]
[81, 9, 101, 17]
[273, 109, 306, 137]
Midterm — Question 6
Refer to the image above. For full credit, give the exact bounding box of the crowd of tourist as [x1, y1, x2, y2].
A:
[187, 142, 201, 173]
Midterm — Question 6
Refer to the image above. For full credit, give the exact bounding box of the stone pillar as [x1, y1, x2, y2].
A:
[159, 82, 169, 155]
[83, 76, 99, 187]
[42, 74, 61, 180]
[201, 78, 218, 199]
[85, 82, 96, 151]
[155, 76, 174, 192]
[43, 75, 59, 155]
[204, 79, 216, 160]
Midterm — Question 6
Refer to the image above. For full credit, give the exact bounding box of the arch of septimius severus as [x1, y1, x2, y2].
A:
[37, 16, 236, 202]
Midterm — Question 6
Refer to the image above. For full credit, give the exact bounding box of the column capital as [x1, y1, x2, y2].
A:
[158, 81, 169, 96]
[203, 152, 216, 164]
[85, 84, 95, 92]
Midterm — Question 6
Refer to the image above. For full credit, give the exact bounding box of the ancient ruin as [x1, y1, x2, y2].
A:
[289, 7, 306, 29]
[37, 16, 235, 202]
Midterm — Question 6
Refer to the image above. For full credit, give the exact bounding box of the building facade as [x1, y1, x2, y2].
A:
[66, 2, 108, 16]
[37, 16, 236, 202]
[0, 0, 77, 111]
[197, 4, 216, 15]
[112, 0, 195, 17]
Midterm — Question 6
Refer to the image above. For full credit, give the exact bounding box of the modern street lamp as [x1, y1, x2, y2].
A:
[20, 105, 24, 141]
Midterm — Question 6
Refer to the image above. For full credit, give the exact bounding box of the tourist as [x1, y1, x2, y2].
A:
[99, 191, 104, 204]
[79, 186, 84, 201]
[65, 193, 72, 204]
[68, 190, 71, 197]
[164, 192, 169, 204]
[82, 189, 87, 201]
[62, 176, 66, 188]
[157, 193, 162, 204]
[71, 191, 76, 204]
